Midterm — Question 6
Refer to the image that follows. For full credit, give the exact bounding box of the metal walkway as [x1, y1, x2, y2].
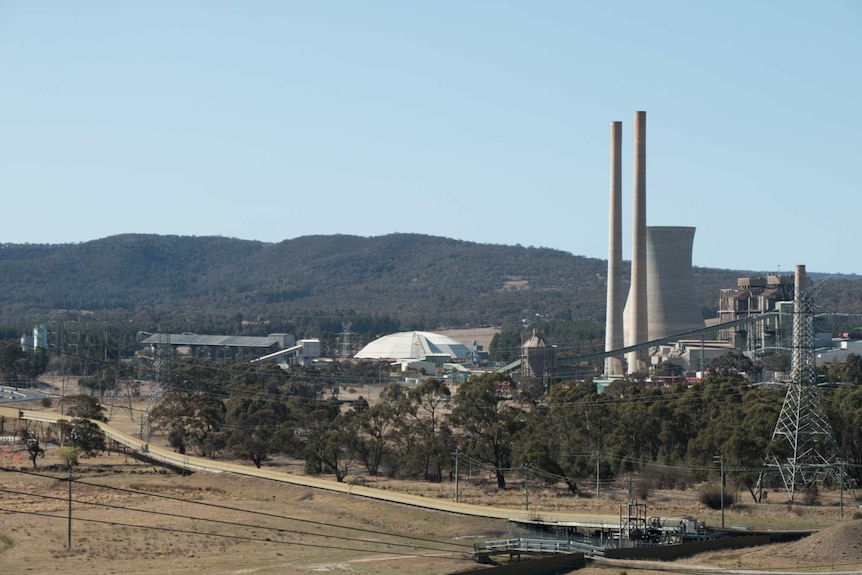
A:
[474, 537, 604, 557]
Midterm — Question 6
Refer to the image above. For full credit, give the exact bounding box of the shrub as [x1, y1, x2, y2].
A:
[803, 487, 820, 506]
[57, 446, 80, 468]
[641, 465, 695, 490]
[697, 483, 735, 509]
[634, 477, 652, 500]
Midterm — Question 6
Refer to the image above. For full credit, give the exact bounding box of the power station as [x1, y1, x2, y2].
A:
[605, 111, 705, 375]
[598, 114, 846, 501]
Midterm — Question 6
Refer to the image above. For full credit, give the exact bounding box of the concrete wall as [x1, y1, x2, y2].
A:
[454, 553, 586, 575]
[604, 534, 772, 561]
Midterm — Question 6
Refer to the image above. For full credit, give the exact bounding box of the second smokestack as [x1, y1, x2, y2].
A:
[626, 111, 648, 373]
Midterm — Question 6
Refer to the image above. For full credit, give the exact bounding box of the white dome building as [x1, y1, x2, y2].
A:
[354, 331, 468, 361]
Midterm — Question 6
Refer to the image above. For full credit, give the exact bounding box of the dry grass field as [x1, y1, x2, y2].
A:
[3, 444, 861, 575]
[0, 451, 507, 575]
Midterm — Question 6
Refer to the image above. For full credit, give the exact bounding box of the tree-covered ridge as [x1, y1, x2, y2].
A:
[1, 233, 861, 329]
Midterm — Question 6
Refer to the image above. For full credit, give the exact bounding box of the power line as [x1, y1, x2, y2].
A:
[0, 466, 474, 552]
[0, 508, 473, 561]
[0, 486, 467, 555]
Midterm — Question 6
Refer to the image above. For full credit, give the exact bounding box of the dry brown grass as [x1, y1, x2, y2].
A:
[3, 443, 860, 575]
[0, 453, 505, 575]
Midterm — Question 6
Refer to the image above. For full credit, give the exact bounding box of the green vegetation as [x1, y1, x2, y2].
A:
[5, 232, 843, 333]
[121, 358, 862, 498]
[11, 349, 862, 500]
[5, 233, 862, 500]
[56, 394, 108, 457]
[697, 482, 736, 509]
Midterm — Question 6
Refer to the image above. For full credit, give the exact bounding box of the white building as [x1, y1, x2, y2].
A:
[354, 331, 468, 363]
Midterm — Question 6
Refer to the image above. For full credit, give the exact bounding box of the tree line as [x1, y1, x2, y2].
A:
[105, 356, 862, 497]
[9, 348, 862, 503]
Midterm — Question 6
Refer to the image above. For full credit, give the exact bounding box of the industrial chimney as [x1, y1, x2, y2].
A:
[605, 121, 624, 376]
[625, 111, 648, 373]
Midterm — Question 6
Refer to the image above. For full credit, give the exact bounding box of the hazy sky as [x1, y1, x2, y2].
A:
[1, 1, 859, 274]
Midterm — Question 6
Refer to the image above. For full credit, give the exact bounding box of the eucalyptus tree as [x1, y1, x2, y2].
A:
[150, 391, 226, 456]
[450, 372, 524, 488]
[19, 427, 45, 468]
[402, 378, 453, 482]
[56, 394, 107, 457]
[298, 399, 352, 481]
[347, 400, 396, 476]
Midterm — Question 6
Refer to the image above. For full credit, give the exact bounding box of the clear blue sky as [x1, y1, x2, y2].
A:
[1, 1, 859, 274]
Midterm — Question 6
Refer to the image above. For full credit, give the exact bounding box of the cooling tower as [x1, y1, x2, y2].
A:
[625, 111, 648, 373]
[605, 121, 624, 376]
[645, 226, 704, 340]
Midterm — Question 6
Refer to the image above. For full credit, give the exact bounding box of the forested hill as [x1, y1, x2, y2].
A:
[1, 233, 860, 329]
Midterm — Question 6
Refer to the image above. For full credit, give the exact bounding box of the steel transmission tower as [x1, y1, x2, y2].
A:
[142, 330, 171, 440]
[338, 322, 353, 358]
[758, 265, 845, 501]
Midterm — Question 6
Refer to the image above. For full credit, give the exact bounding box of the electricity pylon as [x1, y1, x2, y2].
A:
[757, 265, 846, 501]
[141, 329, 171, 440]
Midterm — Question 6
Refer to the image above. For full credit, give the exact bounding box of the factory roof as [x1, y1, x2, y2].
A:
[354, 331, 468, 360]
[141, 334, 281, 348]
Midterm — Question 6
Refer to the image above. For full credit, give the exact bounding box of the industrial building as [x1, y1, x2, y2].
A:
[353, 331, 468, 363]
[20, 324, 48, 351]
[716, 274, 795, 351]
[817, 336, 862, 365]
[139, 332, 320, 366]
[520, 330, 556, 379]
[650, 339, 736, 374]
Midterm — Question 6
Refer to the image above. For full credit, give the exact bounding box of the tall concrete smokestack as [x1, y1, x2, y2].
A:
[626, 111, 648, 373]
[791, 264, 811, 384]
[794, 264, 810, 295]
[605, 121, 624, 376]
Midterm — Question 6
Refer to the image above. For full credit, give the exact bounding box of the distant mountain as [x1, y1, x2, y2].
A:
[1, 233, 860, 330]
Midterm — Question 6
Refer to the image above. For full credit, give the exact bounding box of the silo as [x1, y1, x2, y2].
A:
[522, 330, 556, 378]
[646, 226, 704, 340]
[33, 324, 48, 349]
